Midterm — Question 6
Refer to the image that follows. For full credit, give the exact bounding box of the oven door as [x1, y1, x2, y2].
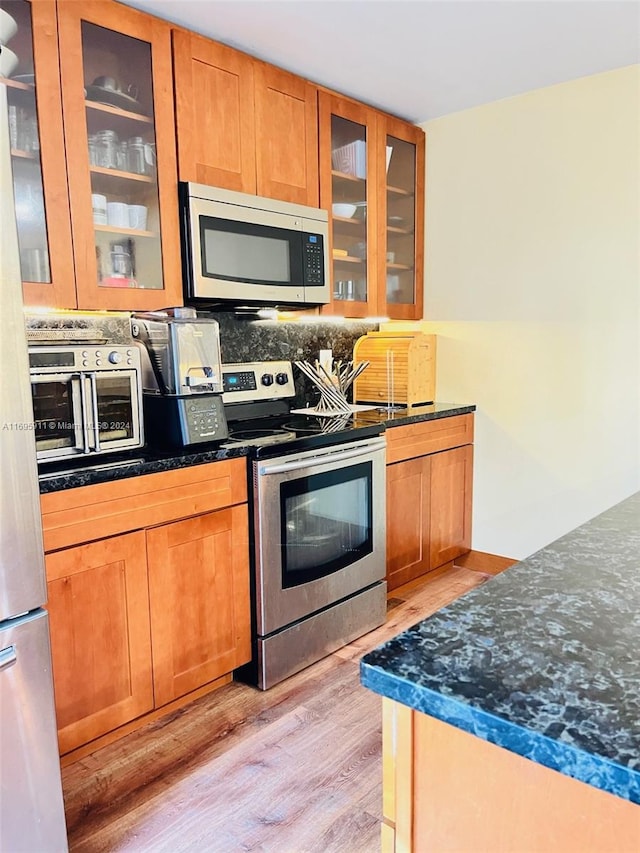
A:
[254, 436, 386, 636]
[30, 372, 86, 461]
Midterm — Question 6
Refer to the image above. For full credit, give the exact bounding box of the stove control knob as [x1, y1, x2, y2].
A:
[261, 373, 274, 386]
[108, 351, 123, 364]
[275, 372, 289, 386]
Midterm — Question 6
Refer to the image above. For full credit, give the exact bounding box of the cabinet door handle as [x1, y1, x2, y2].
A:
[0, 645, 17, 671]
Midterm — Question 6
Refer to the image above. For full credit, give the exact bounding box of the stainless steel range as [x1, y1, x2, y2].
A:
[222, 361, 387, 689]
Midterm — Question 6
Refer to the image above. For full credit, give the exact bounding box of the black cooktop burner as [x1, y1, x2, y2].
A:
[227, 426, 297, 447]
[222, 408, 384, 455]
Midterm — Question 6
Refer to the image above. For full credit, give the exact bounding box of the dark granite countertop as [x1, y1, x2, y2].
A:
[354, 402, 475, 428]
[38, 403, 475, 493]
[361, 492, 640, 804]
[38, 444, 249, 494]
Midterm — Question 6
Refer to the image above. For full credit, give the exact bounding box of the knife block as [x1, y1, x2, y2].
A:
[352, 331, 436, 408]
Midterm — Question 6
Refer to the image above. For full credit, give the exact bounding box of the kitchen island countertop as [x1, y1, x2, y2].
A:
[361, 491, 640, 804]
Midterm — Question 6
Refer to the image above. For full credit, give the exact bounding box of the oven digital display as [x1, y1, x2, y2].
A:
[29, 351, 75, 369]
[223, 370, 257, 392]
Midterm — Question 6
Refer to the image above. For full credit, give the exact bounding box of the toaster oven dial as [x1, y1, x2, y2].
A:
[261, 373, 274, 386]
[108, 351, 123, 364]
[275, 372, 289, 385]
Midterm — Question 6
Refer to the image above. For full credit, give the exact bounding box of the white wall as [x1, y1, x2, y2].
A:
[418, 65, 640, 559]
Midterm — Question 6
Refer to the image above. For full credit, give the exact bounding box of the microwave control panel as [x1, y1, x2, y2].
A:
[302, 234, 325, 285]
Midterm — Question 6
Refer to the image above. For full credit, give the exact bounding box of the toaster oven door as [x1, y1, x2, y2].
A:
[30, 372, 86, 461]
[90, 370, 143, 452]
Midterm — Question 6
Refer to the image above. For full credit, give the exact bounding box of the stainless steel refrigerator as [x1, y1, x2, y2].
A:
[0, 82, 68, 851]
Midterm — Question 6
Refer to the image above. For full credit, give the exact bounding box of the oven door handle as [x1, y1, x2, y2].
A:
[87, 372, 101, 452]
[78, 373, 91, 453]
[258, 438, 386, 475]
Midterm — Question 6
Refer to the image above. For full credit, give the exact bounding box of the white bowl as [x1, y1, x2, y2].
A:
[0, 10, 18, 46]
[332, 203, 357, 219]
[0, 45, 18, 78]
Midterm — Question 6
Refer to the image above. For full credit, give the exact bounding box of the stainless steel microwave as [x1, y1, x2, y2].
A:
[180, 183, 330, 307]
[29, 344, 144, 464]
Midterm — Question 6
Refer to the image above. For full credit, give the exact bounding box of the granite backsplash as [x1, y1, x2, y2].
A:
[25, 311, 378, 406]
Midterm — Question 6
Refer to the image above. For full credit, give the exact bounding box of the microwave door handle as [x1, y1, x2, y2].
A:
[87, 372, 101, 452]
[258, 437, 386, 476]
[78, 374, 91, 453]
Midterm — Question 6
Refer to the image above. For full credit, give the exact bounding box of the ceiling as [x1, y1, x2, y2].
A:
[120, 0, 640, 123]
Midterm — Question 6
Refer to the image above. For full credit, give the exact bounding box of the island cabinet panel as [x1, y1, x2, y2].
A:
[254, 63, 319, 206]
[385, 703, 640, 852]
[386, 455, 431, 590]
[385, 416, 474, 590]
[147, 505, 251, 707]
[172, 29, 256, 193]
[45, 531, 153, 755]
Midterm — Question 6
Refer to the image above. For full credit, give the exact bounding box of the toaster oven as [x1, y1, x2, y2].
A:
[28, 344, 144, 464]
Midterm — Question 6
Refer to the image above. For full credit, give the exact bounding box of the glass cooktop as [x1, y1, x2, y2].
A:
[222, 412, 384, 454]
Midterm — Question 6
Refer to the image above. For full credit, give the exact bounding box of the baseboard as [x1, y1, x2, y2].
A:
[454, 550, 517, 576]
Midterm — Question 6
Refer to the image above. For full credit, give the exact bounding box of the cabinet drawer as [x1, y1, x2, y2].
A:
[40, 458, 247, 552]
[386, 415, 474, 464]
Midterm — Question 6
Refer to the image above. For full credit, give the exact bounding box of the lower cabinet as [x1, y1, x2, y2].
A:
[46, 531, 154, 756]
[386, 416, 474, 591]
[147, 507, 250, 707]
[41, 458, 250, 756]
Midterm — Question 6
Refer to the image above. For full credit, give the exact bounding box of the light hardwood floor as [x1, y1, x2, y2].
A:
[61, 564, 491, 852]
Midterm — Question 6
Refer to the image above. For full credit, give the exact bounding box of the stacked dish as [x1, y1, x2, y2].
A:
[0, 10, 19, 78]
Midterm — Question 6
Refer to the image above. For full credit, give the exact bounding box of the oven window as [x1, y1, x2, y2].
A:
[280, 461, 373, 588]
[94, 375, 134, 441]
[31, 380, 77, 452]
[200, 216, 303, 286]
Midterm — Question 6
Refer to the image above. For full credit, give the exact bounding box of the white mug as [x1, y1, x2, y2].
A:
[92, 193, 108, 224]
[107, 201, 129, 228]
[128, 204, 148, 231]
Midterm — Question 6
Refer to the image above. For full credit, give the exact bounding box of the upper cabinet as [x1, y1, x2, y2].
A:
[377, 114, 425, 320]
[57, 0, 182, 310]
[4, 0, 424, 316]
[319, 91, 424, 320]
[2, 0, 76, 308]
[172, 29, 319, 206]
[319, 94, 378, 317]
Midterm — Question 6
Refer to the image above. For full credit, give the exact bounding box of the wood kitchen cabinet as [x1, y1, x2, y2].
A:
[319, 91, 425, 320]
[4, 0, 182, 310]
[57, 0, 182, 310]
[2, 0, 76, 308]
[147, 506, 250, 708]
[386, 416, 473, 591]
[173, 28, 319, 206]
[45, 531, 153, 756]
[40, 457, 250, 756]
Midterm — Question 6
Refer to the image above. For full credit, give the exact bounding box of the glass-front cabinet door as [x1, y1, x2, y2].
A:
[319, 93, 378, 318]
[57, 0, 182, 310]
[1, 0, 76, 308]
[378, 115, 425, 320]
